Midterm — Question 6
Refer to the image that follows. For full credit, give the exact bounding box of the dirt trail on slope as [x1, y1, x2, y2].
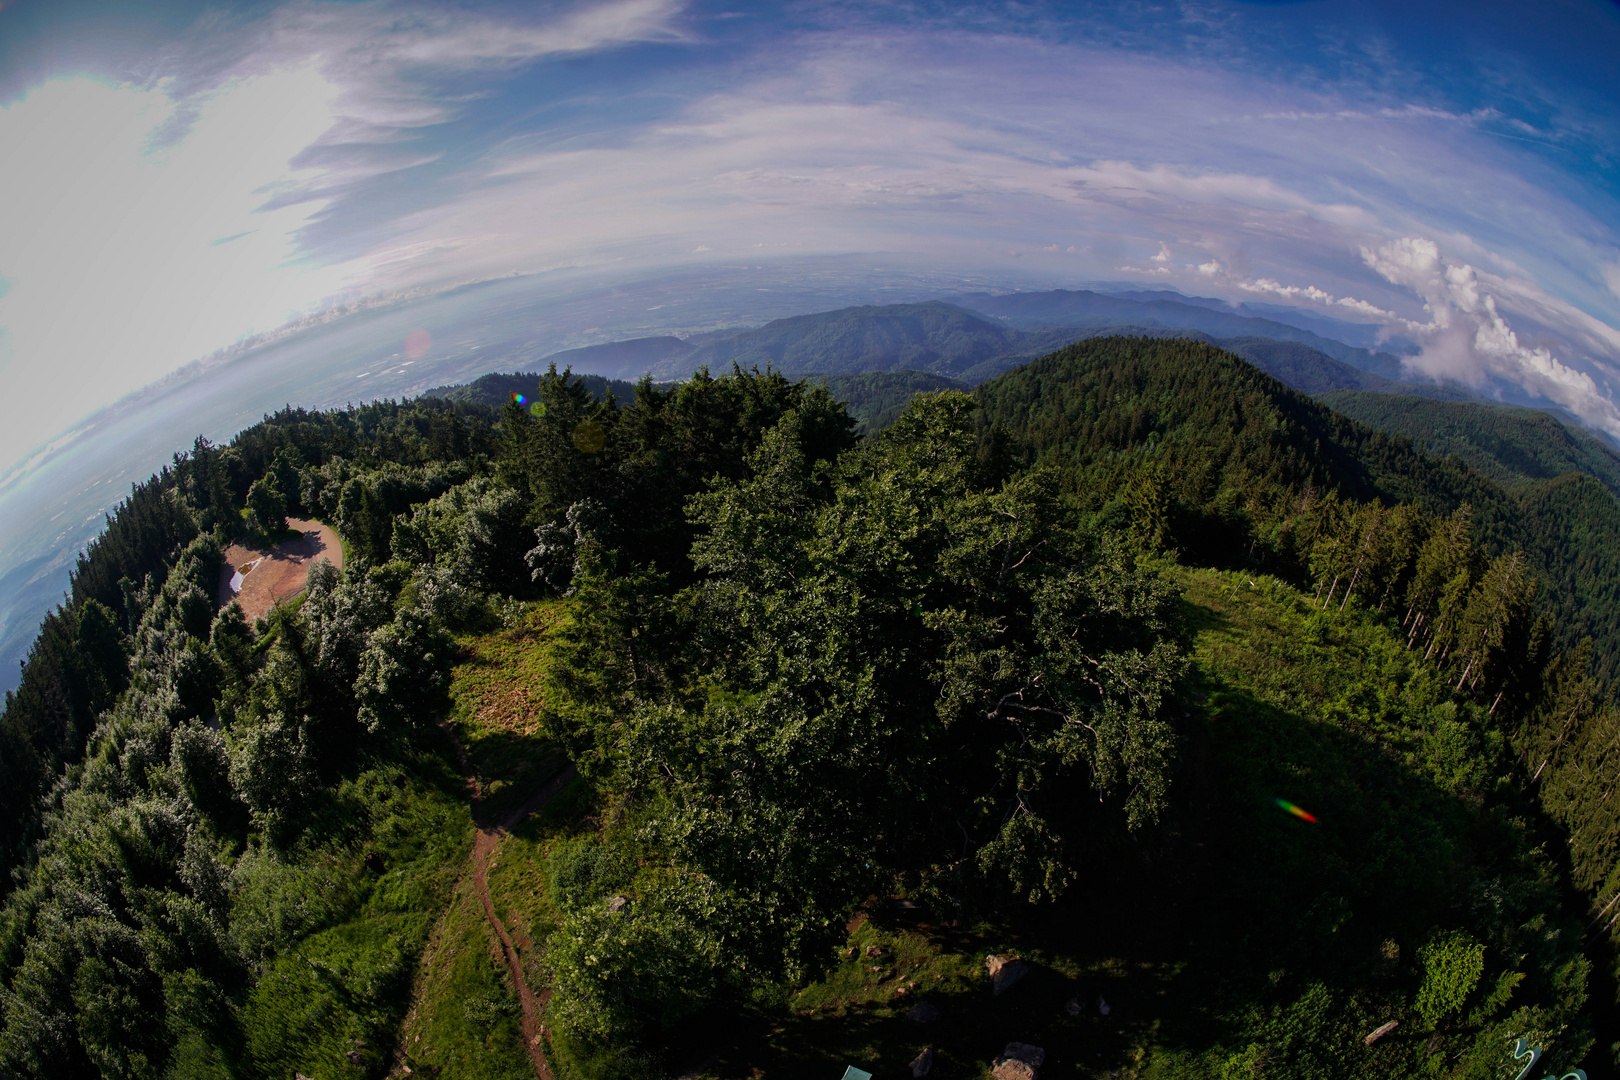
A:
[442, 720, 576, 1079]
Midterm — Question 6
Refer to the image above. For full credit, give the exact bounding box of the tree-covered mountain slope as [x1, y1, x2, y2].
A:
[6, 347, 1620, 1079]
[953, 289, 1411, 378]
[667, 301, 1055, 379]
[971, 336, 1620, 685]
[423, 371, 640, 409]
[1321, 392, 1620, 496]
[812, 370, 971, 433]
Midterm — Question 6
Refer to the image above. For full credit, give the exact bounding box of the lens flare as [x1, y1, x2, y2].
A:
[572, 418, 606, 452]
[511, 393, 526, 405]
[404, 328, 432, 359]
[1274, 797, 1317, 823]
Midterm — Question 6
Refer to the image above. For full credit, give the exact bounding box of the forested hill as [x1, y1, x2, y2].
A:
[953, 288, 1410, 377]
[972, 337, 1620, 686]
[506, 296, 1435, 388]
[1322, 391, 1620, 496]
[422, 371, 639, 409]
[7, 343, 1620, 1078]
[813, 370, 970, 432]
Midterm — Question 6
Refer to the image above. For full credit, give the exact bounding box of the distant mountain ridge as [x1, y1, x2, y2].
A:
[520, 291, 1425, 390]
[422, 371, 640, 409]
[952, 288, 1408, 378]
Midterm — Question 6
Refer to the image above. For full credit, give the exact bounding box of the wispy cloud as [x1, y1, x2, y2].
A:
[4, 3, 1620, 461]
[0, 0, 693, 468]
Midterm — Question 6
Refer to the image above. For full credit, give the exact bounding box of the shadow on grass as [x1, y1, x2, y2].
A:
[667, 669, 1589, 1080]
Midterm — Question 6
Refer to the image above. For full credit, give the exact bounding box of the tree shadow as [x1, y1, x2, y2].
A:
[690, 676, 1587, 1079]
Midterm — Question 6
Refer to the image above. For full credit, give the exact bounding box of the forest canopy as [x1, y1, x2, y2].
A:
[2, 341, 1619, 1079]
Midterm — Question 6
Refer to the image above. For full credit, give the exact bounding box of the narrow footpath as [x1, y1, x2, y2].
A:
[442, 720, 576, 1080]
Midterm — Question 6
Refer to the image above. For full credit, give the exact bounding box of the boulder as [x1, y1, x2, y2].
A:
[991, 1058, 1036, 1080]
[605, 895, 628, 913]
[985, 954, 1030, 995]
[1097, 996, 1111, 1016]
[909, 1048, 934, 1077]
[906, 1002, 939, 1023]
[1001, 1042, 1046, 1068]
[992, 1042, 1045, 1080]
[1064, 996, 1082, 1016]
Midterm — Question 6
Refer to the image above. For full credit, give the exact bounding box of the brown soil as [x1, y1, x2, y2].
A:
[436, 720, 574, 1080]
[217, 517, 344, 621]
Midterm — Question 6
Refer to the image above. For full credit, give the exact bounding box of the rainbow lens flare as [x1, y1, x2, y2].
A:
[511, 393, 527, 405]
[1274, 797, 1318, 823]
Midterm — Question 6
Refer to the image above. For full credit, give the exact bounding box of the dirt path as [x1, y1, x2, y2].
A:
[441, 720, 576, 1080]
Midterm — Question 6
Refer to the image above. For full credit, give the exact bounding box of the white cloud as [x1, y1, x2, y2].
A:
[0, 72, 365, 468]
[1232, 275, 1403, 322]
[1604, 262, 1620, 302]
[1151, 241, 1171, 263]
[1364, 237, 1620, 435]
[0, 1, 692, 468]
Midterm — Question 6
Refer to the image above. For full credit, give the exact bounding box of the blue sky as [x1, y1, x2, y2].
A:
[2, 0, 1619, 466]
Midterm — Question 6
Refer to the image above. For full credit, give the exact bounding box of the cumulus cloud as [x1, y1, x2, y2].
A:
[1235, 276, 1403, 321]
[1365, 237, 1620, 436]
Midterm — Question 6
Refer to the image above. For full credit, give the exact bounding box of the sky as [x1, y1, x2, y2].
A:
[2, 0, 1620, 471]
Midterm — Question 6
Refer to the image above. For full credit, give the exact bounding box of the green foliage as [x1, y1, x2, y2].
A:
[245, 473, 287, 536]
[355, 609, 455, 735]
[12, 329, 1620, 1078]
[812, 369, 971, 433]
[537, 390, 1188, 1064]
[546, 867, 730, 1045]
[1415, 929, 1487, 1030]
[1322, 391, 1620, 496]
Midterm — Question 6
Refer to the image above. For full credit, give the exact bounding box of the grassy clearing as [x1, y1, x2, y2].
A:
[391, 599, 593, 1076]
[234, 747, 473, 1080]
[450, 602, 572, 822]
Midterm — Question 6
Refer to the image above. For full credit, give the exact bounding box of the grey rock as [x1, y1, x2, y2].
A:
[909, 1048, 934, 1077]
[985, 954, 1030, 995]
[606, 896, 628, 913]
[1001, 1043, 1045, 1069]
[906, 1002, 939, 1023]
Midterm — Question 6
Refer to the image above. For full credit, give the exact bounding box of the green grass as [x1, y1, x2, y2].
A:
[234, 749, 473, 1080]
[394, 876, 534, 1080]
[385, 600, 594, 1077]
[449, 601, 572, 822]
